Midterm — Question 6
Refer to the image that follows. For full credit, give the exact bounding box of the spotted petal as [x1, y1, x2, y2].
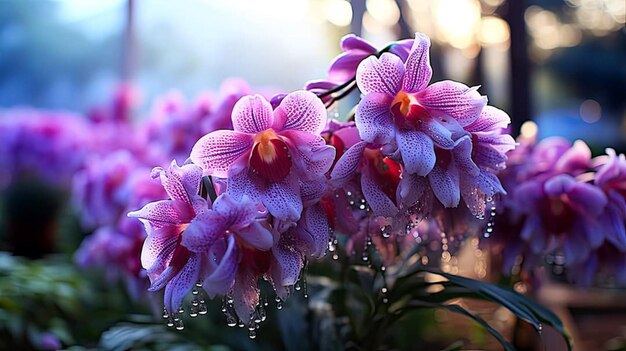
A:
[203, 235, 238, 298]
[355, 92, 395, 144]
[163, 253, 201, 313]
[417, 81, 487, 127]
[428, 164, 460, 208]
[396, 129, 435, 176]
[402, 32, 432, 93]
[232, 94, 274, 134]
[260, 174, 302, 223]
[330, 141, 367, 187]
[273, 90, 327, 134]
[190, 130, 253, 178]
[356, 52, 405, 96]
[362, 168, 398, 217]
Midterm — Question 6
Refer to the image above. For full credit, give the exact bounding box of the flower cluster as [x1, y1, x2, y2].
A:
[0, 109, 89, 190]
[127, 32, 514, 330]
[489, 131, 626, 286]
[71, 82, 268, 296]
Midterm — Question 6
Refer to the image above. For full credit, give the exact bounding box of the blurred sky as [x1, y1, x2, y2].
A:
[1, 0, 625, 149]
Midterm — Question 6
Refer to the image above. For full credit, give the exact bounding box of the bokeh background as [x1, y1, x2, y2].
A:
[0, 0, 625, 350]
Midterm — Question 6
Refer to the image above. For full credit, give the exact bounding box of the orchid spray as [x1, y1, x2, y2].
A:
[128, 33, 570, 349]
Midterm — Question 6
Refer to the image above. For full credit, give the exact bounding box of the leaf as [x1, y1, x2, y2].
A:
[404, 300, 516, 351]
[419, 268, 572, 351]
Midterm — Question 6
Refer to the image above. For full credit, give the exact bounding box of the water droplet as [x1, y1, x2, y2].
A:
[332, 254, 339, 260]
[174, 318, 184, 331]
[189, 304, 199, 318]
[537, 323, 543, 333]
[192, 287, 199, 295]
[275, 296, 283, 310]
[198, 300, 208, 315]
[196, 281, 203, 288]
[238, 320, 245, 328]
[226, 318, 237, 327]
[249, 329, 257, 339]
[178, 307, 185, 314]
[162, 308, 169, 319]
[166, 317, 174, 327]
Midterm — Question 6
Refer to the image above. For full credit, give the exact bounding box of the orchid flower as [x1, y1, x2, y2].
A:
[190, 91, 335, 224]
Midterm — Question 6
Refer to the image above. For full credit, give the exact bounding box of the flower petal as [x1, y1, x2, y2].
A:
[340, 34, 376, 52]
[232, 267, 260, 323]
[261, 174, 303, 223]
[328, 51, 371, 83]
[212, 193, 259, 230]
[204, 235, 238, 298]
[465, 105, 511, 132]
[555, 140, 591, 173]
[428, 164, 460, 208]
[231, 94, 274, 134]
[157, 161, 205, 211]
[163, 253, 201, 313]
[236, 221, 274, 250]
[142, 232, 178, 278]
[362, 168, 398, 217]
[355, 92, 395, 144]
[293, 204, 331, 258]
[452, 136, 480, 177]
[273, 90, 326, 134]
[190, 130, 253, 178]
[128, 200, 187, 230]
[402, 33, 432, 93]
[417, 81, 487, 127]
[330, 141, 367, 187]
[396, 129, 435, 176]
[566, 182, 607, 217]
[398, 172, 428, 207]
[180, 210, 228, 253]
[421, 118, 454, 149]
[356, 52, 405, 96]
[281, 130, 336, 177]
[272, 235, 304, 286]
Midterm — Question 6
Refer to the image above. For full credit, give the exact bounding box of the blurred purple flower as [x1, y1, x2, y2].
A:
[490, 137, 608, 274]
[36, 332, 62, 351]
[191, 91, 335, 224]
[72, 151, 137, 229]
[0, 109, 89, 189]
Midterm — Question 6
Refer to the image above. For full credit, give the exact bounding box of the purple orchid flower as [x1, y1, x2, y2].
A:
[0, 109, 89, 189]
[327, 34, 413, 84]
[72, 151, 138, 229]
[128, 161, 273, 314]
[190, 91, 335, 224]
[353, 32, 513, 212]
[330, 124, 403, 218]
[594, 148, 626, 250]
[491, 138, 606, 272]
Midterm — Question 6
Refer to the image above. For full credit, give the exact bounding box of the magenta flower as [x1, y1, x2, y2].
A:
[491, 138, 607, 270]
[72, 151, 137, 229]
[327, 34, 413, 84]
[594, 148, 626, 250]
[128, 161, 273, 314]
[190, 91, 335, 223]
[330, 125, 403, 218]
[144, 92, 213, 164]
[352, 32, 515, 212]
[0, 109, 89, 189]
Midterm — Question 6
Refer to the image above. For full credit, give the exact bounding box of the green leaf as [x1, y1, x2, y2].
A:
[420, 268, 572, 350]
[404, 300, 516, 351]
